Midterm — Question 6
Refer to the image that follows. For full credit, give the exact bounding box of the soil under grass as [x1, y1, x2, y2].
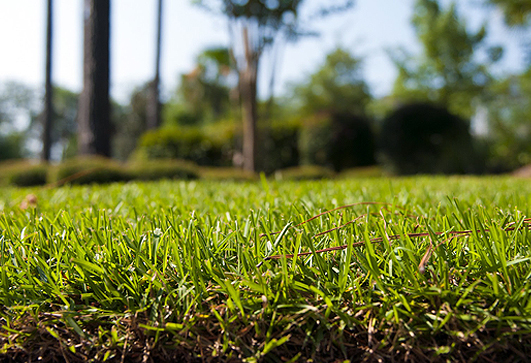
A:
[1, 177, 531, 362]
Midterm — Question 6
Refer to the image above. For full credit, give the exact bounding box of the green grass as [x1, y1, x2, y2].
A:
[1, 177, 531, 362]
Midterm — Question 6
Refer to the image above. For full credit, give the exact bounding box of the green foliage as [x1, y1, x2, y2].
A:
[0, 81, 37, 127]
[135, 125, 234, 166]
[0, 158, 199, 187]
[6, 163, 49, 187]
[50, 156, 129, 185]
[197, 0, 302, 34]
[194, 1, 354, 172]
[256, 118, 300, 173]
[274, 165, 335, 180]
[196, 0, 352, 39]
[127, 159, 199, 181]
[294, 47, 371, 116]
[488, 0, 531, 26]
[112, 83, 150, 161]
[163, 102, 201, 126]
[299, 113, 375, 171]
[0, 160, 47, 187]
[483, 68, 531, 170]
[391, 0, 499, 119]
[27, 86, 79, 159]
[379, 103, 480, 174]
[298, 114, 331, 166]
[198, 166, 257, 180]
[0, 133, 25, 161]
[339, 165, 385, 178]
[135, 119, 301, 172]
[0, 82, 35, 161]
[328, 113, 375, 171]
[165, 47, 235, 127]
[292, 47, 375, 171]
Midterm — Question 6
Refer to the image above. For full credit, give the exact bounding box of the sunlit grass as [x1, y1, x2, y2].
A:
[1, 177, 531, 361]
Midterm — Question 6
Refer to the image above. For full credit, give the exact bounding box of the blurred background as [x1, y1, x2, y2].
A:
[0, 0, 530, 181]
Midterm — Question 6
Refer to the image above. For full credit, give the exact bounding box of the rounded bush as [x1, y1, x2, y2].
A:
[0, 161, 49, 187]
[8, 164, 49, 187]
[299, 113, 375, 171]
[135, 126, 232, 166]
[328, 113, 375, 171]
[257, 120, 300, 173]
[51, 156, 129, 185]
[379, 103, 478, 175]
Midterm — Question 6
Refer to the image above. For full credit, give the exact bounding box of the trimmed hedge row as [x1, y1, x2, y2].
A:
[134, 124, 236, 166]
[134, 122, 300, 173]
[0, 158, 380, 187]
[0, 161, 49, 187]
[0, 157, 200, 187]
[134, 114, 376, 173]
[134, 102, 486, 175]
[51, 156, 130, 185]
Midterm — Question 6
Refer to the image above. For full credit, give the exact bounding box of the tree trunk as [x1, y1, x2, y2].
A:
[41, 0, 54, 161]
[241, 26, 258, 172]
[78, 0, 111, 157]
[147, 0, 163, 130]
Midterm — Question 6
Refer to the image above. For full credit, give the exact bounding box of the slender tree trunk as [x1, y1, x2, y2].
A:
[147, 0, 163, 130]
[78, 0, 111, 156]
[241, 26, 258, 172]
[41, 0, 54, 161]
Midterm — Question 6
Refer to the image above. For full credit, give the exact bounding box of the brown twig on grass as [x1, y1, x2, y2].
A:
[259, 202, 391, 238]
[258, 201, 531, 267]
[44, 167, 104, 189]
[418, 236, 458, 273]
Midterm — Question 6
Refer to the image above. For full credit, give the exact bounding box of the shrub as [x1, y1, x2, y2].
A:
[0, 160, 48, 187]
[0, 133, 25, 161]
[8, 164, 49, 187]
[134, 126, 233, 166]
[379, 103, 480, 175]
[135, 120, 301, 173]
[50, 156, 129, 185]
[299, 113, 376, 171]
[328, 113, 375, 171]
[126, 159, 199, 181]
[274, 165, 335, 180]
[299, 114, 333, 166]
[257, 119, 300, 173]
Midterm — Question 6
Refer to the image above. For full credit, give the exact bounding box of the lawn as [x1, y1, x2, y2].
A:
[1, 177, 531, 362]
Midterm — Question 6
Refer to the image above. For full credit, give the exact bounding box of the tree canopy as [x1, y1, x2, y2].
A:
[483, 67, 531, 169]
[193, 0, 353, 171]
[391, 0, 501, 119]
[164, 46, 235, 126]
[488, 0, 531, 26]
[294, 47, 371, 116]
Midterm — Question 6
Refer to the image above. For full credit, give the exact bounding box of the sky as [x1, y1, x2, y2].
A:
[0, 0, 528, 105]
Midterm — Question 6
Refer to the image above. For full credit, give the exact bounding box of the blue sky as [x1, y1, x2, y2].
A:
[0, 0, 527, 104]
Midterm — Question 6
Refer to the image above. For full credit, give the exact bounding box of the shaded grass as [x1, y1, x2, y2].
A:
[1, 177, 531, 362]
